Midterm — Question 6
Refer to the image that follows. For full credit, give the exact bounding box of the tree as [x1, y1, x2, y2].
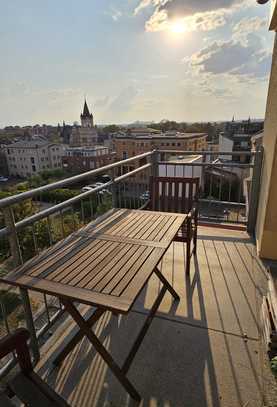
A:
[102, 124, 120, 134]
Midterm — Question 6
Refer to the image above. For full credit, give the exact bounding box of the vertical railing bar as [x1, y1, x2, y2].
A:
[0, 297, 17, 361]
[71, 206, 76, 231]
[32, 224, 38, 255]
[60, 210, 65, 238]
[20, 288, 40, 363]
[238, 171, 243, 204]
[47, 216, 53, 245]
[131, 177, 135, 209]
[123, 182, 127, 208]
[89, 196, 94, 220]
[0, 298, 11, 335]
[43, 294, 51, 324]
[219, 176, 222, 201]
[118, 179, 121, 208]
[81, 200, 85, 225]
[228, 179, 231, 202]
[3, 206, 23, 265]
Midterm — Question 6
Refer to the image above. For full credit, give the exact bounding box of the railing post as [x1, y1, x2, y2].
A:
[2, 207, 22, 266]
[20, 288, 40, 364]
[111, 168, 118, 208]
[3, 206, 40, 364]
[247, 146, 264, 235]
[151, 150, 159, 178]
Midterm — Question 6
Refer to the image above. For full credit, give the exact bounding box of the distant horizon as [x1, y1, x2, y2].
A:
[0, 1, 273, 127]
[0, 117, 265, 130]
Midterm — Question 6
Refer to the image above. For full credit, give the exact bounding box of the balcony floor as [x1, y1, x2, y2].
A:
[35, 226, 275, 407]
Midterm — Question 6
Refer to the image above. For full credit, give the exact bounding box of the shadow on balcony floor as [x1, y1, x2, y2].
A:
[35, 227, 270, 407]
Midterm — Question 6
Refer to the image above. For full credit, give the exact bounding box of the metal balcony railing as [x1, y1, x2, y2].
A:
[0, 148, 263, 378]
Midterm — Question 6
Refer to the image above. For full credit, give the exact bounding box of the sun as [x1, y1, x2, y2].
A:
[169, 20, 186, 34]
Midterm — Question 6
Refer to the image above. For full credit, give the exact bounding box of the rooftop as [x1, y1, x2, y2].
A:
[65, 146, 109, 151]
[5, 140, 60, 149]
[116, 132, 207, 140]
[165, 154, 203, 164]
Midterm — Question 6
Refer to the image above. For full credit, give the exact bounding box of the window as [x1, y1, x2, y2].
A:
[122, 151, 128, 160]
[177, 143, 181, 147]
[31, 157, 35, 164]
[172, 143, 175, 146]
[32, 165, 36, 172]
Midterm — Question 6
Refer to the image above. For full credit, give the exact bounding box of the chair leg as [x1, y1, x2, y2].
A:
[193, 231, 197, 254]
[186, 240, 191, 275]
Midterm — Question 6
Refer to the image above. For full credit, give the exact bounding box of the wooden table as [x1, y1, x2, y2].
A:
[1, 209, 187, 402]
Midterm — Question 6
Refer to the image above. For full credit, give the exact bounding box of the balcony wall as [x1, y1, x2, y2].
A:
[256, 32, 277, 259]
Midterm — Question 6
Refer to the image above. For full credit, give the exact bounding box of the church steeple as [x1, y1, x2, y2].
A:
[80, 98, 93, 127]
[82, 99, 91, 117]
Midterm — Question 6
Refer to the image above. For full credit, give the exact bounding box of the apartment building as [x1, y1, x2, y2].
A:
[113, 133, 208, 161]
[4, 140, 64, 177]
[62, 146, 116, 172]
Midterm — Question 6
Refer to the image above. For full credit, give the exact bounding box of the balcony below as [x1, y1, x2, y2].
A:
[29, 225, 276, 407]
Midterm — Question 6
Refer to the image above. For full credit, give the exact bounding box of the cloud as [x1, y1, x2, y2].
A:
[94, 96, 110, 108]
[105, 6, 122, 21]
[134, 0, 248, 32]
[233, 16, 267, 34]
[186, 33, 271, 80]
[232, 16, 267, 43]
[107, 86, 139, 113]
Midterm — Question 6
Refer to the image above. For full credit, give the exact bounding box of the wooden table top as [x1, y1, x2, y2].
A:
[1, 209, 187, 313]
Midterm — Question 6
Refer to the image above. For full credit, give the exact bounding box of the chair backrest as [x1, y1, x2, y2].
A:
[150, 176, 199, 213]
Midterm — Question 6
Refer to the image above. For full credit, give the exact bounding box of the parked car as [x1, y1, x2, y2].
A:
[82, 183, 111, 196]
[139, 191, 150, 201]
[0, 176, 9, 182]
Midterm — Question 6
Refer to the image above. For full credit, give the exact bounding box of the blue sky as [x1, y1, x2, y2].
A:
[0, 0, 274, 126]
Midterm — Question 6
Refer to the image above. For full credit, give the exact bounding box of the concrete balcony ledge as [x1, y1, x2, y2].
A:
[31, 226, 276, 407]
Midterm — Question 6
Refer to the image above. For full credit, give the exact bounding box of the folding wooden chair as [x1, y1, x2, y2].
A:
[150, 176, 199, 275]
[0, 328, 70, 407]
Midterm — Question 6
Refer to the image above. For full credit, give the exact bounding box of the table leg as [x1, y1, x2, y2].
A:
[121, 284, 167, 375]
[53, 307, 105, 366]
[154, 267, 180, 301]
[61, 298, 141, 402]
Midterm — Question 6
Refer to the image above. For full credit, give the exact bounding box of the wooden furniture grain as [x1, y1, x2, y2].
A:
[0, 209, 186, 402]
[150, 176, 199, 274]
[0, 328, 70, 407]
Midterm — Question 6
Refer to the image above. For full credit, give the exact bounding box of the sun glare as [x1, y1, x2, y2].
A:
[169, 20, 186, 34]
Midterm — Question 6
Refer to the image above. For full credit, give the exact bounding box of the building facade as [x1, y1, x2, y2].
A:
[113, 133, 208, 161]
[62, 146, 115, 172]
[70, 100, 98, 147]
[4, 140, 64, 177]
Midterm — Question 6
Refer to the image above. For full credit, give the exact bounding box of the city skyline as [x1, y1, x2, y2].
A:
[0, 1, 274, 127]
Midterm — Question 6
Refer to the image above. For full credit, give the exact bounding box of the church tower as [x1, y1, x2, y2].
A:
[80, 99, 93, 128]
[70, 98, 98, 147]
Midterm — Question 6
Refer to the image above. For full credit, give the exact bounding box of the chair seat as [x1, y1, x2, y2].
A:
[174, 225, 196, 242]
[9, 372, 69, 407]
[0, 392, 15, 407]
